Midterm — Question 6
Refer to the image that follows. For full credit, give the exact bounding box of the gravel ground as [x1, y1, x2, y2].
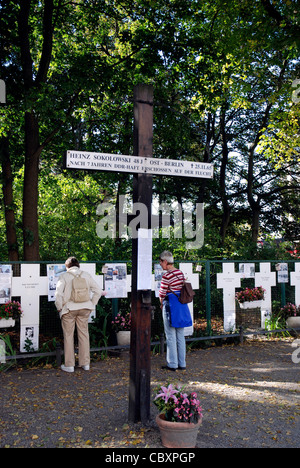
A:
[0, 338, 299, 449]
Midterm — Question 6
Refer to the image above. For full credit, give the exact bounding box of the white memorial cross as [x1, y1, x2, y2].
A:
[12, 263, 104, 352]
[12, 264, 48, 352]
[179, 263, 199, 337]
[255, 262, 276, 328]
[217, 263, 241, 332]
[290, 263, 300, 306]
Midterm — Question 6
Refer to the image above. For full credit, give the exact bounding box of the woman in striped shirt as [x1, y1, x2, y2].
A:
[159, 251, 187, 371]
[159, 268, 185, 300]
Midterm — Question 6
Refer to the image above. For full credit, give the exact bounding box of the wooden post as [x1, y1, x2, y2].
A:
[128, 84, 153, 423]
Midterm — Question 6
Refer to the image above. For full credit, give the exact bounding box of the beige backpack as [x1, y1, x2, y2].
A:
[69, 272, 90, 303]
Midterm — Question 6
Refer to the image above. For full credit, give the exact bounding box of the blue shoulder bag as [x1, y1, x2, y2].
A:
[166, 292, 193, 328]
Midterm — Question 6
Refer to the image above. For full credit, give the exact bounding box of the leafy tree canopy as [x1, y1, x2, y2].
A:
[0, 0, 299, 262]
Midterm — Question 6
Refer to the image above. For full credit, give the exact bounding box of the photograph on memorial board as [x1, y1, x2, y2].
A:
[277, 263, 289, 283]
[0, 264, 12, 304]
[154, 264, 163, 297]
[239, 263, 255, 278]
[47, 264, 66, 301]
[20, 324, 39, 352]
[104, 264, 127, 298]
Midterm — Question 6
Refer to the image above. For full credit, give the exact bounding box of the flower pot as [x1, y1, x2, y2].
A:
[156, 413, 202, 448]
[0, 318, 15, 328]
[286, 317, 300, 330]
[236, 308, 261, 328]
[239, 300, 263, 310]
[116, 330, 131, 346]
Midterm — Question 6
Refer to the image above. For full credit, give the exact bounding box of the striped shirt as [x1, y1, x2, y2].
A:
[159, 269, 185, 300]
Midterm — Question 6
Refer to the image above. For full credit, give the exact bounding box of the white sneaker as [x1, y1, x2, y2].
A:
[82, 365, 90, 371]
[61, 365, 74, 373]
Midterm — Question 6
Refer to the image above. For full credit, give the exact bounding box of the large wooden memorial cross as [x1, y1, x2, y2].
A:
[66, 84, 213, 422]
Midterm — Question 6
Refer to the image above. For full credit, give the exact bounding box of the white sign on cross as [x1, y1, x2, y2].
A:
[255, 263, 276, 328]
[217, 263, 241, 332]
[66, 151, 214, 180]
[290, 263, 300, 306]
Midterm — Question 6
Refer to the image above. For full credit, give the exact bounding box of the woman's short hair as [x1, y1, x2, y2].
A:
[159, 251, 174, 265]
[65, 257, 80, 269]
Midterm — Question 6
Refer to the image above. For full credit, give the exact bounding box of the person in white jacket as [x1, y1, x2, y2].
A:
[55, 257, 106, 372]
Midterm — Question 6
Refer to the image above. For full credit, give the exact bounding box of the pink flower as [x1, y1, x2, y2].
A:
[155, 384, 178, 403]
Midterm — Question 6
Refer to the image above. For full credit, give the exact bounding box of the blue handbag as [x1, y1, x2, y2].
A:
[166, 292, 193, 328]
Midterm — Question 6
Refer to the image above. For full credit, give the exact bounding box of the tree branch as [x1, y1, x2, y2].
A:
[35, 0, 54, 85]
[38, 91, 79, 152]
[18, 0, 33, 88]
[260, 0, 284, 24]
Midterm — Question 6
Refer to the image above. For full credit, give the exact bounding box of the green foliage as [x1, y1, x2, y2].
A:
[265, 313, 290, 338]
[0, 0, 299, 261]
[0, 333, 16, 371]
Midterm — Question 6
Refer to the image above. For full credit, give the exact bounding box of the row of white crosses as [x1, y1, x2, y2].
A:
[10, 261, 300, 350]
[217, 262, 296, 332]
[10, 263, 199, 352]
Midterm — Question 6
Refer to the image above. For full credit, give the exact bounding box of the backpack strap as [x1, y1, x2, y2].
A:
[66, 270, 81, 279]
[167, 270, 185, 300]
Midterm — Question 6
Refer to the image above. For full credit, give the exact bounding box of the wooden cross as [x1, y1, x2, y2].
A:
[66, 84, 213, 423]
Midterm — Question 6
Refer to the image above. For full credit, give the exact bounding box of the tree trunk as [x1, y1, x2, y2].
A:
[0, 137, 19, 261]
[23, 111, 41, 260]
[219, 107, 231, 245]
[246, 61, 287, 245]
[247, 144, 262, 246]
[18, 0, 55, 260]
[251, 204, 261, 244]
[197, 113, 214, 204]
[247, 101, 273, 246]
